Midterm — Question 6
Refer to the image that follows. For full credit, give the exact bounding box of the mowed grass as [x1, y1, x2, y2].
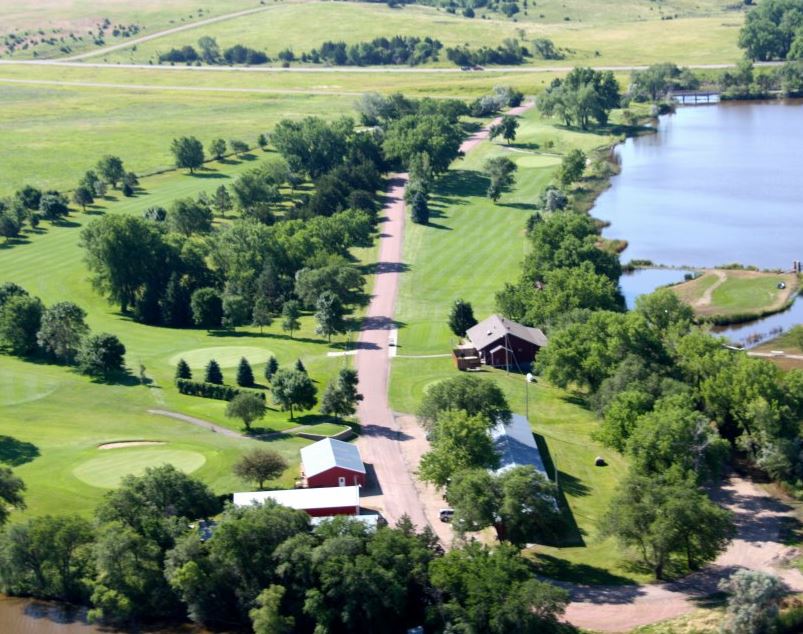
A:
[394, 107, 618, 356]
[389, 108, 633, 582]
[101, 1, 743, 67]
[0, 82, 355, 193]
[0, 156, 371, 516]
[73, 447, 207, 488]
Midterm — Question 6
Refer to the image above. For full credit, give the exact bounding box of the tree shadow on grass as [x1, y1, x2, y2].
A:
[510, 141, 541, 151]
[532, 553, 638, 586]
[206, 330, 325, 345]
[189, 171, 228, 179]
[561, 392, 591, 410]
[0, 236, 31, 250]
[0, 436, 39, 466]
[498, 201, 539, 212]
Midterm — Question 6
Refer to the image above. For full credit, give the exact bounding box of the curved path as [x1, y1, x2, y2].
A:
[564, 474, 803, 632]
[354, 102, 534, 530]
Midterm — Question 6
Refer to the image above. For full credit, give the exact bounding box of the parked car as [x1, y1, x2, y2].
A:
[439, 508, 454, 523]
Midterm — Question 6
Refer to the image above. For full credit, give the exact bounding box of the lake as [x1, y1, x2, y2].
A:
[597, 100, 803, 345]
[595, 100, 803, 271]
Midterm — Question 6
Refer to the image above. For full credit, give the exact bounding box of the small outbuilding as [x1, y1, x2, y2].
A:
[466, 315, 547, 369]
[233, 486, 360, 517]
[453, 343, 481, 371]
[300, 438, 366, 488]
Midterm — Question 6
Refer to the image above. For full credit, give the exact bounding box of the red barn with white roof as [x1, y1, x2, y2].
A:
[300, 438, 366, 488]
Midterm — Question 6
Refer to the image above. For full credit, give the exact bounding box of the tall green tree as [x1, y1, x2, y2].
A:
[169, 198, 213, 236]
[72, 186, 94, 211]
[226, 393, 267, 431]
[77, 332, 127, 379]
[558, 149, 587, 186]
[191, 288, 223, 330]
[320, 367, 363, 421]
[417, 374, 511, 431]
[484, 156, 517, 201]
[37, 301, 89, 364]
[209, 138, 227, 161]
[236, 357, 255, 387]
[0, 294, 43, 356]
[447, 298, 477, 337]
[0, 467, 25, 525]
[383, 114, 464, 175]
[204, 359, 223, 385]
[719, 570, 786, 634]
[233, 448, 288, 489]
[314, 291, 347, 342]
[272, 368, 317, 420]
[265, 356, 279, 382]
[96, 155, 126, 189]
[171, 136, 205, 173]
[175, 358, 192, 380]
[251, 585, 294, 634]
[489, 114, 519, 144]
[281, 300, 302, 338]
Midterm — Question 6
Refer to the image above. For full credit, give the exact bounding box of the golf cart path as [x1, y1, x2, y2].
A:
[693, 269, 728, 308]
[564, 474, 803, 632]
[147, 408, 310, 440]
[354, 101, 534, 532]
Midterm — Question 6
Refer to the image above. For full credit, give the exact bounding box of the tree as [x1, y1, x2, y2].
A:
[281, 300, 302, 338]
[417, 374, 511, 431]
[171, 136, 205, 173]
[257, 133, 269, 149]
[265, 356, 279, 382]
[96, 155, 126, 189]
[490, 115, 519, 144]
[0, 467, 25, 525]
[447, 298, 478, 337]
[532, 38, 563, 60]
[601, 470, 734, 579]
[419, 410, 499, 488]
[496, 466, 562, 546]
[15, 185, 42, 210]
[320, 367, 363, 421]
[209, 138, 227, 161]
[37, 301, 89, 363]
[175, 358, 192, 380]
[213, 185, 233, 217]
[143, 206, 167, 222]
[222, 294, 250, 330]
[383, 114, 464, 175]
[271, 116, 349, 178]
[252, 297, 273, 333]
[229, 139, 250, 157]
[250, 585, 294, 634]
[225, 393, 267, 431]
[197, 35, 221, 63]
[39, 192, 70, 221]
[719, 570, 786, 634]
[80, 215, 172, 313]
[72, 186, 94, 211]
[204, 359, 223, 385]
[272, 368, 317, 420]
[77, 332, 126, 378]
[410, 190, 429, 224]
[294, 358, 306, 374]
[233, 449, 288, 489]
[538, 67, 620, 129]
[314, 291, 347, 342]
[169, 198, 213, 236]
[121, 181, 134, 197]
[429, 542, 569, 634]
[484, 156, 517, 201]
[0, 294, 43, 356]
[191, 288, 223, 329]
[0, 514, 93, 602]
[558, 149, 586, 186]
[236, 357, 255, 387]
[0, 210, 21, 242]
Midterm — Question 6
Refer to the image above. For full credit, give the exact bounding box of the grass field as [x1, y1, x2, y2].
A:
[0, 154, 369, 516]
[389, 107, 636, 582]
[671, 269, 799, 321]
[98, 1, 743, 68]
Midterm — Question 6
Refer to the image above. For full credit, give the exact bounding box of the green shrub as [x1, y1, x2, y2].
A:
[175, 378, 265, 401]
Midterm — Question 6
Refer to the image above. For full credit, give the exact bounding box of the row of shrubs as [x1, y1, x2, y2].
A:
[175, 378, 266, 401]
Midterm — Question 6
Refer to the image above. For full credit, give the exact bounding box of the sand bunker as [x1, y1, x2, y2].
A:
[98, 440, 165, 450]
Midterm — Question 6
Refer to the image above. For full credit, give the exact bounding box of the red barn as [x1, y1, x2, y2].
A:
[233, 486, 360, 517]
[466, 314, 547, 369]
[301, 438, 366, 488]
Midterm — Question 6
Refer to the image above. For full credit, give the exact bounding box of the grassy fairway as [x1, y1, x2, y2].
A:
[0, 156, 369, 516]
[671, 269, 800, 321]
[100, 1, 742, 68]
[389, 107, 634, 582]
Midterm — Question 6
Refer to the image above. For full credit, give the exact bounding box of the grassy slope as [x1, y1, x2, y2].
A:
[0, 156, 369, 517]
[390, 108, 639, 582]
[0, 84, 354, 193]
[99, 1, 742, 67]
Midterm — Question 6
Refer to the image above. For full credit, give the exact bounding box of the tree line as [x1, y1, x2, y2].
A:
[0, 283, 126, 379]
[0, 465, 574, 634]
[158, 36, 268, 65]
[283, 36, 443, 66]
[739, 0, 803, 61]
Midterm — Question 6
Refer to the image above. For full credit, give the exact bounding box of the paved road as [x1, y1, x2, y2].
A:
[1, 59, 781, 74]
[354, 102, 535, 531]
[61, 6, 273, 62]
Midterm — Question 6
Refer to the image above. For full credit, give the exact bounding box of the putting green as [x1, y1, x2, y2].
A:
[168, 346, 273, 370]
[73, 448, 207, 489]
[511, 153, 562, 169]
[0, 371, 59, 407]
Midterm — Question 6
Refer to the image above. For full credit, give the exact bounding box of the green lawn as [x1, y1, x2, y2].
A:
[389, 107, 635, 582]
[294, 423, 351, 437]
[99, 1, 743, 68]
[710, 273, 797, 315]
[0, 155, 368, 516]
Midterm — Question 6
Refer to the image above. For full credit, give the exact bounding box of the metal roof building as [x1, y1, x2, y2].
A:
[490, 413, 548, 477]
[233, 486, 360, 517]
[300, 438, 366, 488]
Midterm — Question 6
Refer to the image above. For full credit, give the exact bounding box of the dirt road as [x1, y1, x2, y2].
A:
[354, 103, 535, 531]
[564, 475, 803, 632]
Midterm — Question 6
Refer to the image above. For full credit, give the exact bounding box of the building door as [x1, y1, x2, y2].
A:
[338, 476, 346, 487]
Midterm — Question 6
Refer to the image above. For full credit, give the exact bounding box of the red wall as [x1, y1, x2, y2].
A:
[307, 466, 366, 489]
[306, 505, 359, 517]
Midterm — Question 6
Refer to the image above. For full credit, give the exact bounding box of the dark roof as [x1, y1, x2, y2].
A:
[490, 414, 547, 476]
[466, 315, 547, 352]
